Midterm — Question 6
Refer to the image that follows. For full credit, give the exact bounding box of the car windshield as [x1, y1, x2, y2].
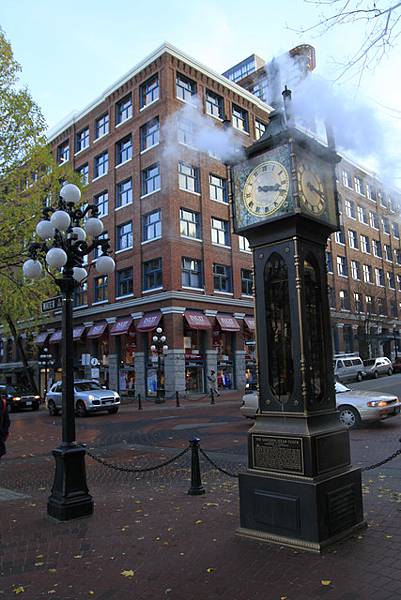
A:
[335, 382, 350, 393]
[3, 386, 17, 394]
[363, 359, 375, 366]
[74, 381, 102, 391]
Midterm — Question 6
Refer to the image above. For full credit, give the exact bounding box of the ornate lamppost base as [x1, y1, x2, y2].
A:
[47, 445, 93, 521]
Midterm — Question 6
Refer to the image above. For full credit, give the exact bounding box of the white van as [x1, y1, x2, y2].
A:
[333, 354, 366, 383]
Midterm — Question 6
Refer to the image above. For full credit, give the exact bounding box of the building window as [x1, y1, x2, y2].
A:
[375, 267, 385, 286]
[395, 249, 401, 265]
[176, 73, 197, 102]
[397, 274, 401, 291]
[342, 170, 352, 188]
[377, 297, 386, 315]
[141, 163, 160, 196]
[373, 239, 382, 258]
[255, 119, 266, 140]
[205, 89, 224, 119]
[76, 163, 89, 186]
[73, 282, 87, 307]
[387, 271, 395, 289]
[180, 208, 201, 239]
[366, 183, 377, 201]
[140, 74, 159, 108]
[211, 217, 230, 246]
[354, 176, 363, 195]
[94, 233, 107, 259]
[142, 209, 161, 242]
[75, 127, 89, 153]
[116, 222, 133, 251]
[391, 301, 397, 317]
[143, 258, 162, 290]
[95, 113, 109, 138]
[363, 264, 373, 284]
[241, 268, 253, 296]
[57, 141, 69, 164]
[94, 151, 108, 178]
[328, 286, 336, 308]
[326, 251, 333, 273]
[178, 162, 200, 193]
[116, 94, 132, 125]
[116, 268, 133, 297]
[393, 222, 400, 238]
[380, 192, 388, 208]
[345, 199, 356, 219]
[360, 234, 370, 254]
[94, 276, 108, 303]
[382, 217, 390, 235]
[231, 103, 249, 132]
[339, 290, 350, 310]
[213, 263, 232, 293]
[335, 228, 345, 244]
[384, 244, 392, 261]
[209, 174, 228, 203]
[370, 211, 379, 229]
[116, 177, 133, 208]
[140, 117, 160, 151]
[239, 235, 251, 252]
[366, 295, 374, 313]
[94, 191, 108, 218]
[357, 205, 368, 224]
[351, 260, 361, 280]
[348, 229, 358, 249]
[181, 257, 203, 288]
[177, 119, 195, 146]
[354, 292, 363, 313]
[337, 255, 348, 277]
[116, 135, 132, 165]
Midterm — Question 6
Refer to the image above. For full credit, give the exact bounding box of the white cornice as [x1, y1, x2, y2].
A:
[46, 42, 273, 142]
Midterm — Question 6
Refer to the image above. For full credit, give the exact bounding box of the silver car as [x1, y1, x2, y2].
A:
[363, 357, 393, 378]
[46, 380, 120, 417]
[240, 382, 401, 429]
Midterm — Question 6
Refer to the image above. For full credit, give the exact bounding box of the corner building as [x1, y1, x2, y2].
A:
[40, 43, 270, 398]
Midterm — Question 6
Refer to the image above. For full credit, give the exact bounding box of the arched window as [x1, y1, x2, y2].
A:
[304, 258, 325, 403]
[264, 253, 294, 402]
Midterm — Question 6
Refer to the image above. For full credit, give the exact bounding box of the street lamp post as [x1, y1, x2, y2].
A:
[150, 327, 168, 404]
[38, 347, 54, 399]
[22, 183, 115, 521]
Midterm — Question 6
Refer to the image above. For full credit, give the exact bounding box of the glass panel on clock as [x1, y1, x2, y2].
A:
[264, 253, 294, 403]
[303, 258, 325, 404]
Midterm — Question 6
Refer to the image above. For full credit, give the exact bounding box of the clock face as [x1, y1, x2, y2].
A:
[297, 161, 326, 215]
[243, 161, 290, 217]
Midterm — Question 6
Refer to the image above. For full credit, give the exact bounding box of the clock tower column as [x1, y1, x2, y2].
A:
[232, 94, 365, 552]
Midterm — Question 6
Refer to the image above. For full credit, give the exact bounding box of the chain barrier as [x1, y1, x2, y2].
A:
[361, 441, 401, 472]
[199, 447, 239, 478]
[85, 446, 190, 473]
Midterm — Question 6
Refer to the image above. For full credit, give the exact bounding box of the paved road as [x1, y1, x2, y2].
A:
[349, 370, 401, 397]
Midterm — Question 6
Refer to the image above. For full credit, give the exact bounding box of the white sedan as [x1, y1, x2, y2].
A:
[240, 382, 401, 429]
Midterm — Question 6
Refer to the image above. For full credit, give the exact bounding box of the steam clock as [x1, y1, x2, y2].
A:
[232, 91, 365, 551]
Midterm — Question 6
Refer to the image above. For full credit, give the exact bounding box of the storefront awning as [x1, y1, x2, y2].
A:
[87, 322, 108, 339]
[73, 326, 86, 341]
[184, 312, 212, 330]
[244, 317, 255, 331]
[35, 331, 49, 345]
[216, 314, 240, 332]
[136, 312, 162, 332]
[110, 317, 133, 336]
[49, 330, 62, 344]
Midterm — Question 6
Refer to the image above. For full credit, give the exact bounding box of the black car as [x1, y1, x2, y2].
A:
[0, 384, 40, 412]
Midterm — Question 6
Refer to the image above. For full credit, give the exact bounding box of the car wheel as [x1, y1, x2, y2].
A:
[48, 400, 59, 416]
[75, 400, 88, 417]
[108, 407, 118, 415]
[374, 370, 379, 379]
[356, 372, 363, 382]
[338, 405, 361, 429]
[388, 368, 393, 376]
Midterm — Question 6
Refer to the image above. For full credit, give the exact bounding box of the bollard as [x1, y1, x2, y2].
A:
[210, 388, 215, 405]
[176, 391, 180, 408]
[137, 393, 142, 411]
[188, 438, 205, 496]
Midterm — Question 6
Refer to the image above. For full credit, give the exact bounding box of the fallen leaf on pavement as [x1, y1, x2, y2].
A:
[121, 570, 135, 578]
[73, 555, 83, 559]
[321, 580, 332, 586]
[194, 519, 204, 525]
[12, 587, 25, 595]
[206, 567, 216, 573]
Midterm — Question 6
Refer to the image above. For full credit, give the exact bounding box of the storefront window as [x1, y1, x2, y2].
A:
[212, 329, 235, 390]
[184, 326, 205, 393]
[117, 334, 135, 395]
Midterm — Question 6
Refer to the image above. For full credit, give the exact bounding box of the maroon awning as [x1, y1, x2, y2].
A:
[216, 314, 240, 332]
[49, 330, 62, 344]
[73, 326, 86, 341]
[136, 312, 162, 332]
[35, 331, 49, 345]
[184, 312, 212, 330]
[244, 317, 255, 331]
[87, 322, 108, 339]
[110, 317, 133, 336]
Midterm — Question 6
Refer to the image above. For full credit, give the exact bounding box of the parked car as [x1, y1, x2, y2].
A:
[363, 357, 393, 378]
[0, 384, 40, 412]
[392, 357, 401, 373]
[45, 380, 120, 417]
[240, 382, 401, 429]
[333, 355, 366, 383]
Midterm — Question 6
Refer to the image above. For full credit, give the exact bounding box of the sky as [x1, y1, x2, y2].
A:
[1, 0, 400, 181]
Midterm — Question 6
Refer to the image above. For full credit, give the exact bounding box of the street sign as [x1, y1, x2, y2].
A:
[42, 296, 62, 313]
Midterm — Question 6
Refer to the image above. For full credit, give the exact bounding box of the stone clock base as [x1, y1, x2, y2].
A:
[237, 467, 366, 552]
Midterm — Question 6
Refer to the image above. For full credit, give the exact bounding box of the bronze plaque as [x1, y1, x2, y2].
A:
[251, 435, 304, 474]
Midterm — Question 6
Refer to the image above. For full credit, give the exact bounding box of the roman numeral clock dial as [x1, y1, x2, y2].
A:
[243, 161, 289, 217]
[297, 161, 326, 215]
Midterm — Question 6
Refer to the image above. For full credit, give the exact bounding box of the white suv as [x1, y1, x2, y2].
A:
[363, 357, 393, 379]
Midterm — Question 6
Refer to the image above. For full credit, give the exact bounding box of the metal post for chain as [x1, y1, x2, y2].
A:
[176, 391, 180, 407]
[137, 393, 142, 411]
[210, 388, 215, 405]
[188, 438, 205, 496]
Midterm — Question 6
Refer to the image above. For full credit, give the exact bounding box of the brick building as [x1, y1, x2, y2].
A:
[1, 43, 400, 394]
